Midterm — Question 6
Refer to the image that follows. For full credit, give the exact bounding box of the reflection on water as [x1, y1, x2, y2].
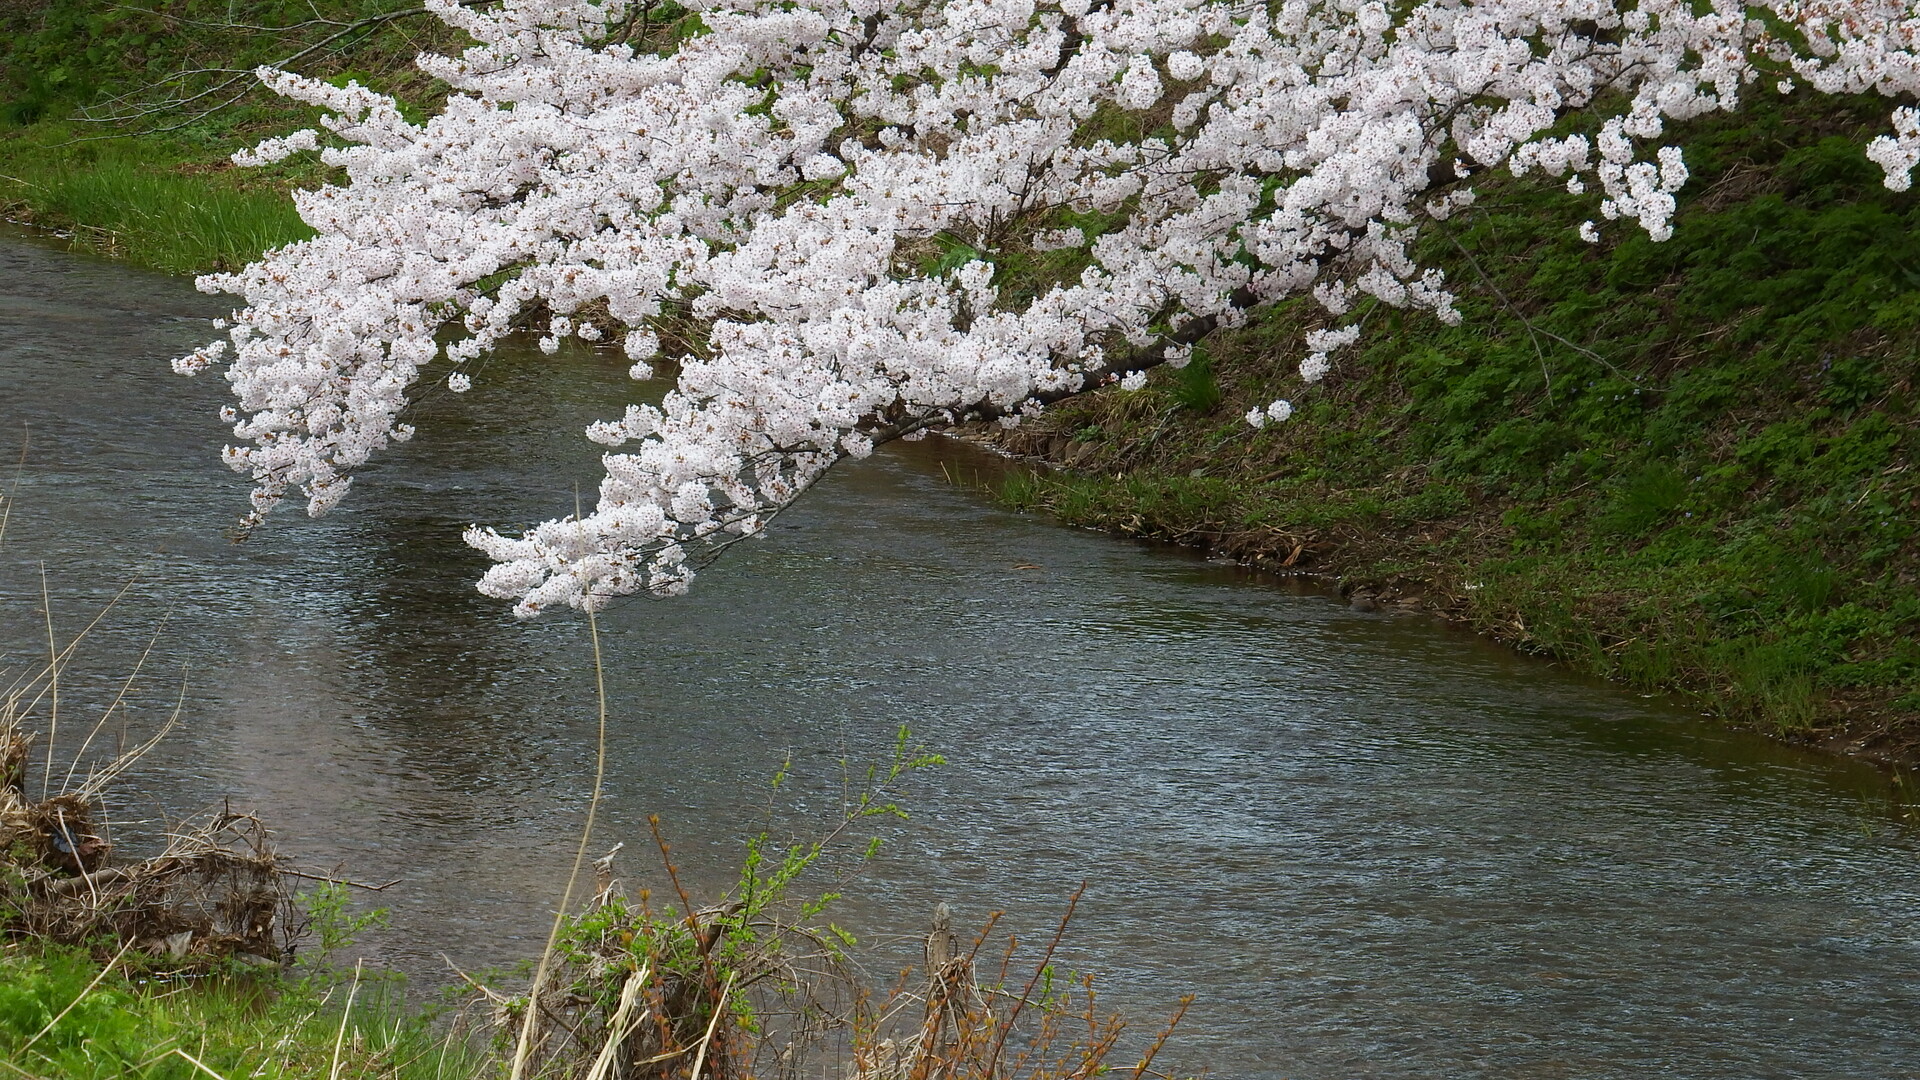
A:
[4, 231, 1920, 1078]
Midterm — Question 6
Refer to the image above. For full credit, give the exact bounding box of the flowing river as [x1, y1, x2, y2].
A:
[4, 231, 1920, 1078]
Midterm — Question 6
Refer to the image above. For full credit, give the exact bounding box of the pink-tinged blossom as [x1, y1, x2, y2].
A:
[178, 0, 1920, 615]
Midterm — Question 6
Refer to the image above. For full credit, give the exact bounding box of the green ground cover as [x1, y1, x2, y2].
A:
[0, 945, 478, 1080]
[0, 123, 309, 273]
[0, 0, 460, 272]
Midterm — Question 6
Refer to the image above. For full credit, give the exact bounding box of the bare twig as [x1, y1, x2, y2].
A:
[76, 1, 502, 138]
[985, 881, 1088, 1076]
[1440, 219, 1639, 389]
[278, 869, 402, 891]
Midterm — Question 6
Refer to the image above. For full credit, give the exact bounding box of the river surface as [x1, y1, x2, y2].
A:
[4, 232, 1920, 1078]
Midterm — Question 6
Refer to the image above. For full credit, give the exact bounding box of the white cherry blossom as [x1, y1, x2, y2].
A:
[178, 0, 1920, 615]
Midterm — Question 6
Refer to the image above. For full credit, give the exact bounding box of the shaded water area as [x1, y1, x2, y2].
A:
[4, 231, 1920, 1077]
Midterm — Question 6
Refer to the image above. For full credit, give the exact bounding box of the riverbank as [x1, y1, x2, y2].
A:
[980, 93, 1920, 766]
[0, 626, 471, 1079]
[0, 120, 310, 274]
[0, 0, 432, 272]
[0, 664, 1140, 1080]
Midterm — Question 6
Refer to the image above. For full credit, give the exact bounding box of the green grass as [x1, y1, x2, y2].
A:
[995, 92, 1920, 748]
[0, 946, 483, 1080]
[0, 120, 314, 274]
[1167, 352, 1224, 414]
[0, 0, 468, 274]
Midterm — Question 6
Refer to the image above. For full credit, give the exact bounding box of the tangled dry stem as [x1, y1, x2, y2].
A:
[0, 690, 297, 969]
[483, 850, 1189, 1080]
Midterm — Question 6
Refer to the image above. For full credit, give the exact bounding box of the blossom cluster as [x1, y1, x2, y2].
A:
[180, 0, 1920, 614]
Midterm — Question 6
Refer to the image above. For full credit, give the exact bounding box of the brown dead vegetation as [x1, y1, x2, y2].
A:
[467, 843, 1188, 1080]
[1, 686, 297, 969]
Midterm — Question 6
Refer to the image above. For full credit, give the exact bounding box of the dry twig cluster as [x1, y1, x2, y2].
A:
[0, 691, 295, 968]
[474, 843, 1189, 1080]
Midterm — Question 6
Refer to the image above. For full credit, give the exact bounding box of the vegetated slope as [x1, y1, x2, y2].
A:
[0, 0, 453, 128]
[993, 94, 1920, 759]
[0, 0, 462, 272]
[0, 1, 701, 273]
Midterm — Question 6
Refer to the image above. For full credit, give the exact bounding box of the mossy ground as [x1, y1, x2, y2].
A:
[990, 93, 1920, 760]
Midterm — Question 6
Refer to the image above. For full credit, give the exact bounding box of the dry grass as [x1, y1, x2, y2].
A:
[465, 843, 1191, 1080]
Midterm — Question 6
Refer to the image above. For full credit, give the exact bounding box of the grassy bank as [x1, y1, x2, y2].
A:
[989, 93, 1920, 760]
[0, 122, 311, 273]
[0, 947, 477, 1080]
[0, 1, 464, 273]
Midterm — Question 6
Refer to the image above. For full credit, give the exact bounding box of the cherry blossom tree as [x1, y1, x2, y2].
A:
[175, 0, 1920, 616]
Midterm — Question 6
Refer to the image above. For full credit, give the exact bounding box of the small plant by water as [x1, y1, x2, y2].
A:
[471, 725, 1189, 1080]
[1168, 352, 1223, 415]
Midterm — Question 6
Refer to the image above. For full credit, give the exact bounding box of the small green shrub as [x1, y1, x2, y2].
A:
[1169, 353, 1223, 413]
[293, 881, 392, 971]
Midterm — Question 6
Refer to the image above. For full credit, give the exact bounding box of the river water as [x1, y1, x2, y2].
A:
[3, 232, 1919, 1078]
